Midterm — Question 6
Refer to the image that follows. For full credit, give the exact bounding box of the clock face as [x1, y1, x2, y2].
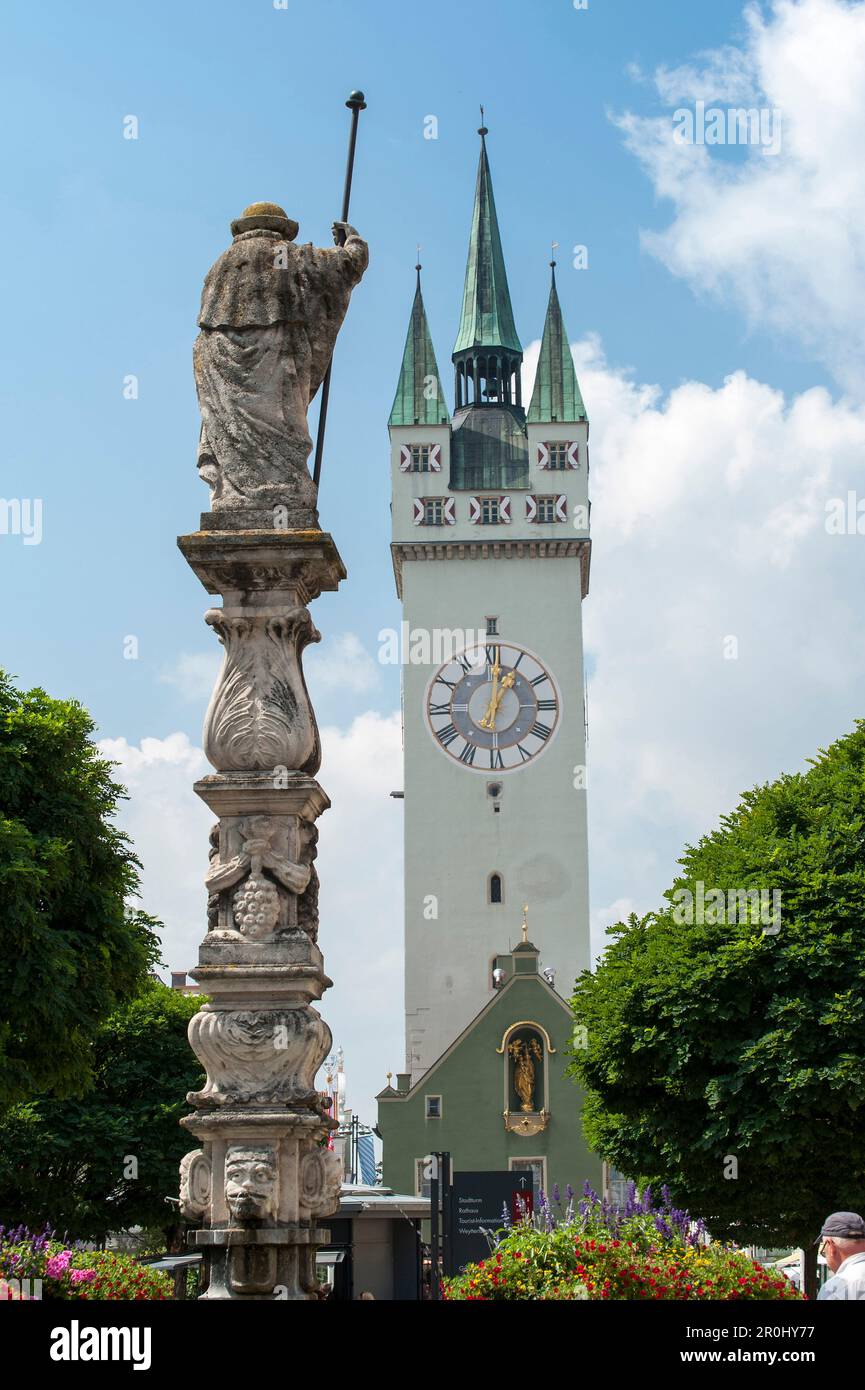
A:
[426, 641, 561, 772]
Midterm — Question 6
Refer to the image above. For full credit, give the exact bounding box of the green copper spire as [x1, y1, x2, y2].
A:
[527, 260, 587, 423]
[389, 265, 450, 427]
[453, 127, 522, 358]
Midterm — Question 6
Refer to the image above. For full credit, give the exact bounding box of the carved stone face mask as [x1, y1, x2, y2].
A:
[224, 1146, 278, 1222]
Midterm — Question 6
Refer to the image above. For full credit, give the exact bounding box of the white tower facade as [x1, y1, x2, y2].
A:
[388, 130, 592, 1083]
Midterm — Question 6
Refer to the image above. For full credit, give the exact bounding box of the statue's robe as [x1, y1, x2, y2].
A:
[194, 228, 368, 509]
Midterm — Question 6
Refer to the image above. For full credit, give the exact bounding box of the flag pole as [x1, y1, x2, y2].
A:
[312, 90, 367, 492]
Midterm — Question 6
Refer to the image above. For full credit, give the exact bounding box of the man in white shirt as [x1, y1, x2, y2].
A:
[816, 1212, 865, 1300]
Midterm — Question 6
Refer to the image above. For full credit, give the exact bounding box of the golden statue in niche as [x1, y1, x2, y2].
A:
[508, 1036, 543, 1112]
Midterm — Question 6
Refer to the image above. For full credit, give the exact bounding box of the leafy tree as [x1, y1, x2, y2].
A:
[568, 722, 865, 1299]
[0, 979, 203, 1248]
[0, 670, 161, 1106]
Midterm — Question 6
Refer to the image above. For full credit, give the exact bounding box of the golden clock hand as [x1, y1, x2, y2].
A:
[481, 669, 515, 730]
[480, 652, 502, 729]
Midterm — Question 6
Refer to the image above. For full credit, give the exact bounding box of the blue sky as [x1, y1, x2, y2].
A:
[3, 0, 865, 1121]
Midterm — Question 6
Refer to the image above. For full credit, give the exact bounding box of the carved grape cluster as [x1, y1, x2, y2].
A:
[233, 874, 280, 938]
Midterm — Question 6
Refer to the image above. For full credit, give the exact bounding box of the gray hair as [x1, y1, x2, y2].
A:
[832, 1235, 865, 1255]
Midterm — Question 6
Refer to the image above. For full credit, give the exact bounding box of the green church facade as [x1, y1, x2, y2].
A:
[377, 931, 603, 1200]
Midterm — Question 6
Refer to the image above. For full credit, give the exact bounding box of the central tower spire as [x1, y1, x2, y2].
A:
[453, 123, 522, 364]
[451, 123, 528, 489]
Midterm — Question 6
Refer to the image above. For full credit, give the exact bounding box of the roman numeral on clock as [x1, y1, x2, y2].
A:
[429, 702, 451, 716]
[489, 749, 504, 770]
[458, 742, 477, 765]
[536, 699, 557, 712]
[436, 723, 459, 748]
[530, 721, 552, 742]
[530, 672, 549, 687]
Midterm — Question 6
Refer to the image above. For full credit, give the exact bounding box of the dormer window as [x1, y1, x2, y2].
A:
[412, 497, 456, 526]
[538, 442, 579, 470]
[411, 444, 432, 472]
[469, 495, 512, 525]
[526, 494, 568, 523]
[399, 444, 442, 473]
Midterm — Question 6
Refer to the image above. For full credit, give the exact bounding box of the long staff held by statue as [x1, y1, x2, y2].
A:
[312, 90, 367, 492]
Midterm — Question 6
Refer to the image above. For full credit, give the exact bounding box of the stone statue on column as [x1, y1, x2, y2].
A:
[178, 200, 368, 1299]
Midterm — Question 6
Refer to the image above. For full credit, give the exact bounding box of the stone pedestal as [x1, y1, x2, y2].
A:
[177, 528, 346, 1300]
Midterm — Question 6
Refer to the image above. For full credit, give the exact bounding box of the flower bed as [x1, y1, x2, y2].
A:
[0, 1226, 173, 1300]
[443, 1184, 802, 1302]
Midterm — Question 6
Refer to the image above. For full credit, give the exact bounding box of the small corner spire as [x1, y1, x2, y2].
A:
[389, 262, 450, 428]
[478, 103, 488, 139]
[527, 258, 587, 425]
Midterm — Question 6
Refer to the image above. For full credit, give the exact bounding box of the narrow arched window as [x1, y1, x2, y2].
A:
[489, 872, 503, 904]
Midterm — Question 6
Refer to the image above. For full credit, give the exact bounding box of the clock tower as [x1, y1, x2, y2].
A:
[389, 126, 591, 1084]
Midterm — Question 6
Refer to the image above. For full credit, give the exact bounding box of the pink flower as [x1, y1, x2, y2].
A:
[45, 1251, 73, 1279]
[70, 1269, 96, 1284]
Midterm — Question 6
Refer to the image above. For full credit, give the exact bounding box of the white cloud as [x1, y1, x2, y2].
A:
[613, 0, 865, 393]
[98, 711, 403, 1125]
[305, 631, 380, 695]
[98, 732, 213, 971]
[159, 651, 221, 702]
[564, 334, 865, 929]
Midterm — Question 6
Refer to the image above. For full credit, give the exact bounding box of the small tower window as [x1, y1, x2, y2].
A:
[545, 442, 571, 470]
[479, 496, 500, 525]
[411, 444, 432, 472]
[425, 1095, 442, 1119]
[423, 498, 445, 526]
[489, 872, 503, 904]
[486, 616, 498, 636]
[535, 495, 558, 523]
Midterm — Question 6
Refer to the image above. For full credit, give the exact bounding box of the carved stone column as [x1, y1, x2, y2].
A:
[177, 529, 345, 1299]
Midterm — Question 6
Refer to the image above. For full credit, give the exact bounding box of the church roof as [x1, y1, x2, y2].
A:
[378, 941, 570, 1102]
[452, 129, 522, 358]
[389, 269, 450, 427]
[527, 265, 587, 424]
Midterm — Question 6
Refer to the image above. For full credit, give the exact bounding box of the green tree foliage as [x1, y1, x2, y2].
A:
[0, 670, 161, 1106]
[0, 979, 203, 1246]
[568, 722, 865, 1292]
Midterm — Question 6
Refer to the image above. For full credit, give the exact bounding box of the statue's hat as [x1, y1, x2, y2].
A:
[230, 201, 299, 240]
